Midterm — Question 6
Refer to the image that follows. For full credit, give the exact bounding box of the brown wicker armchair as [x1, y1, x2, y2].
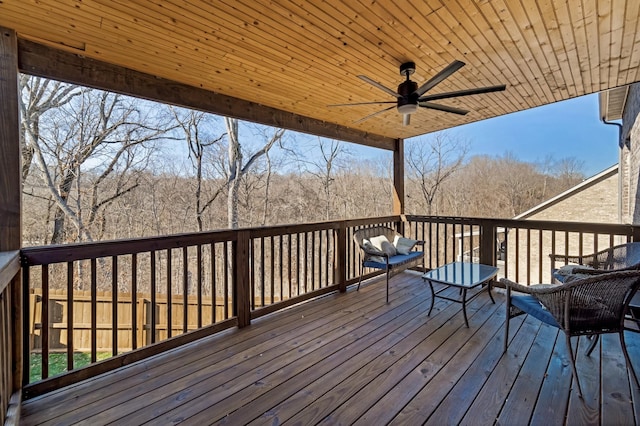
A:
[550, 242, 640, 281]
[353, 226, 424, 303]
[502, 270, 640, 398]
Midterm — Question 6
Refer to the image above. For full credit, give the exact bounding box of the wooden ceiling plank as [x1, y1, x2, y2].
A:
[567, 0, 594, 92]
[493, 0, 556, 103]
[100, 0, 349, 101]
[581, 0, 601, 93]
[474, 1, 546, 108]
[448, 0, 537, 110]
[549, 1, 585, 96]
[521, 1, 570, 100]
[10, 9, 320, 113]
[597, 0, 613, 92]
[190, 0, 404, 110]
[433, 0, 524, 112]
[616, 0, 640, 86]
[92, 1, 378, 117]
[322, 0, 421, 65]
[423, 3, 521, 113]
[237, 0, 396, 76]
[606, 0, 624, 89]
[531, 0, 576, 98]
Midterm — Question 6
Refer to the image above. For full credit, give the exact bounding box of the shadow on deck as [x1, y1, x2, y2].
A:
[20, 272, 640, 425]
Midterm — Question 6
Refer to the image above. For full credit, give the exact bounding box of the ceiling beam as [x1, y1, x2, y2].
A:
[16, 38, 396, 151]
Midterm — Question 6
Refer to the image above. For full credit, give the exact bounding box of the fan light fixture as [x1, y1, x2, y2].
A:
[397, 103, 418, 114]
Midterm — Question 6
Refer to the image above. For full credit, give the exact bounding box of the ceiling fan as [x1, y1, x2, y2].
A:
[330, 60, 506, 126]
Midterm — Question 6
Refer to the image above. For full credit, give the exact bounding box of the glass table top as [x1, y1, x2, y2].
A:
[422, 262, 499, 288]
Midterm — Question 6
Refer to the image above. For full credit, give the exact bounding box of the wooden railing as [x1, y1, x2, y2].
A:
[406, 216, 640, 284]
[15, 215, 640, 400]
[1, 251, 21, 425]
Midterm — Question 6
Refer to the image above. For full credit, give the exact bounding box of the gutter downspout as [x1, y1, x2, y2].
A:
[602, 119, 624, 223]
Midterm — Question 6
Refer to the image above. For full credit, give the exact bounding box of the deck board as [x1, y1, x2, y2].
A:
[20, 272, 640, 425]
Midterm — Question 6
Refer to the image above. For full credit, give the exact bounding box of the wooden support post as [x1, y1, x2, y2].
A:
[393, 138, 405, 234]
[334, 222, 347, 293]
[234, 231, 251, 328]
[0, 25, 23, 408]
[479, 220, 497, 266]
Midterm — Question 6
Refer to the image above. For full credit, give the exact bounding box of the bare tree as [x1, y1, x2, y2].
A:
[406, 132, 469, 215]
[304, 138, 350, 220]
[19, 75, 80, 182]
[224, 118, 285, 229]
[171, 108, 225, 231]
[22, 77, 174, 243]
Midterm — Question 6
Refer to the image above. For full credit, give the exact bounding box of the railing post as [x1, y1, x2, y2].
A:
[479, 220, 497, 266]
[334, 222, 347, 293]
[0, 26, 23, 421]
[234, 230, 251, 328]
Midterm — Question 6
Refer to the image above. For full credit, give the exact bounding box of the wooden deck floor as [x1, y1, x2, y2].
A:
[20, 272, 640, 425]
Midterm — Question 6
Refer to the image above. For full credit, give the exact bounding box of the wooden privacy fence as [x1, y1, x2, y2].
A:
[28, 289, 233, 352]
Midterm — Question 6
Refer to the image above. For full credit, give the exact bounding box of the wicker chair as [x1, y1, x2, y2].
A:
[550, 242, 640, 281]
[353, 226, 424, 303]
[502, 270, 640, 398]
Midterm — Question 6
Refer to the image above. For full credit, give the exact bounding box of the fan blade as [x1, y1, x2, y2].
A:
[354, 105, 396, 124]
[358, 75, 402, 99]
[418, 84, 506, 102]
[403, 114, 411, 126]
[413, 60, 465, 97]
[419, 101, 469, 115]
[328, 101, 397, 107]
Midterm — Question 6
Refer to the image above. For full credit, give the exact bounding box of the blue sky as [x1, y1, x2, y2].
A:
[406, 93, 620, 177]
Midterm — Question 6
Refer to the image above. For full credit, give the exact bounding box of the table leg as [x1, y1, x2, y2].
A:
[462, 288, 469, 327]
[487, 280, 495, 304]
[427, 280, 435, 317]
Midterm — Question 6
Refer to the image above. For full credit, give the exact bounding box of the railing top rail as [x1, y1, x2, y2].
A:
[0, 250, 20, 293]
[406, 215, 640, 235]
[21, 229, 238, 266]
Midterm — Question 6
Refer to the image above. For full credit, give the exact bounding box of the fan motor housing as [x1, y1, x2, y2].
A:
[397, 80, 419, 108]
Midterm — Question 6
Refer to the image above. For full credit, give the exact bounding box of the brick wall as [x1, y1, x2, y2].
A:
[623, 84, 640, 224]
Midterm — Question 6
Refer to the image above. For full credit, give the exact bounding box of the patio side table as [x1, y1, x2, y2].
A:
[422, 262, 498, 327]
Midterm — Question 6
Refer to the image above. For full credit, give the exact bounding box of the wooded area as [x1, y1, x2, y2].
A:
[20, 75, 585, 248]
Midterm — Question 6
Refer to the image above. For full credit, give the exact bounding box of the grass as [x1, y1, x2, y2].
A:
[30, 352, 112, 383]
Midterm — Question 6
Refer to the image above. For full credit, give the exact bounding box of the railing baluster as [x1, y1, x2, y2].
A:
[197, 244, 202, 329]
[526, 229, 531, 284]
[515, 228, 520, 282]
[90, 258, 97, 363]
[66, 262, 73, 372]
[131, 253, 137, 350]
[538, 230, 543, 283]
[167, 249, 172, 337]
[182, 247, 188, 334]
[304, 232, 308, 294]
[210, 243, 216, 324]
[279, 235, 283, 301]
[260, 237, 265, 308]
[311, 232, 316, 291]
[224, 241, 229, 319]
[250, 238, 255, 311]
[288, 234, 292, 298]
[41, 265, 49, 380]
[444, 223, 449, 263]
[150, 251, 157, 344]
[112, 256, 118, 357]
[296, 233, 301, 296]
[270, 236, 275, 305]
